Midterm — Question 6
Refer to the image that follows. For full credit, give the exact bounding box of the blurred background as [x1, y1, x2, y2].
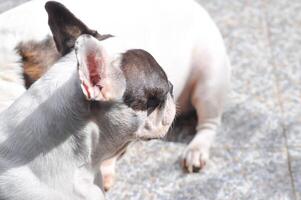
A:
[0, 0, 300, 199]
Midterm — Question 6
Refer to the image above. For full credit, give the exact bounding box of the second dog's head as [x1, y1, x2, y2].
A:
[44, 1, 176, 151]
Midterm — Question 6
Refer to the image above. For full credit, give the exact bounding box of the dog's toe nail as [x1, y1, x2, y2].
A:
[181, 147, 209, 173]
[192, 166, 201, 173]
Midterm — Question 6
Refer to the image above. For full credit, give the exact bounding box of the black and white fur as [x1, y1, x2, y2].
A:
[0, 2, 176, 199]
[0, 0, 231, 193]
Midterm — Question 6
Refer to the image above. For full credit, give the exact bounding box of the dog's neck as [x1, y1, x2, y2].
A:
[0, 52, 105, 168]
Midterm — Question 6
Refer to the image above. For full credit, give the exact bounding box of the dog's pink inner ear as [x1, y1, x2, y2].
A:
[87, 52, 102, 87]
[76, 35, 111, 101]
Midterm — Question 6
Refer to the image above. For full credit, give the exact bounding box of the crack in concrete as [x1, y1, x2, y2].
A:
[261, 0, 298, 199]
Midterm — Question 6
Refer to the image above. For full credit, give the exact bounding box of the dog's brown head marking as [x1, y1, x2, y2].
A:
[17, 36, 59, 88]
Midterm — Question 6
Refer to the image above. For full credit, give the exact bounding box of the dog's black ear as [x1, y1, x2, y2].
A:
[45, 1, 100, 55]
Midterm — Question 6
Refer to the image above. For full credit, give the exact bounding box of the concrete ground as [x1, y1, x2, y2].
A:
[1, 0, 300, 200]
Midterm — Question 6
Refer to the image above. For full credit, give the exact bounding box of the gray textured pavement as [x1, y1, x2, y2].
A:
[0, 0, 300, 200]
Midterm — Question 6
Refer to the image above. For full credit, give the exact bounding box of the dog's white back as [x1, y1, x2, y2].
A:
[0, 0, 228, 109]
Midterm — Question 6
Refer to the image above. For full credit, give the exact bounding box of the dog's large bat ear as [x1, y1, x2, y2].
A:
[45, 1, 100, 55]
[75, 35, 125, 101]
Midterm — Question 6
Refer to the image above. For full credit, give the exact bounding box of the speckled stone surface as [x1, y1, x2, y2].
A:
[263, 0, 301, 148]
[0, 0, 300, 199]
[107, 141, 294, 200]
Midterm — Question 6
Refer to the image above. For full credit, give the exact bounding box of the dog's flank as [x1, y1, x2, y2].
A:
[0, 34, 26, 113]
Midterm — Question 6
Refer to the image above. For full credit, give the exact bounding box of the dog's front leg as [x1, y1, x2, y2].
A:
[100, 156, 118, 191]
[181, 52, 230, 173]
[181, 89, 222, 173]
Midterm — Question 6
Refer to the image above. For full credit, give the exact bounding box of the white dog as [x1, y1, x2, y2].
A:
[0, 2, 176, 199]
[0, 0, 230, 194]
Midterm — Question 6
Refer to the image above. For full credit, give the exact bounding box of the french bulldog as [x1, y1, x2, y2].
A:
[0, 0, 231, 192]
[0, 1, 175, 199]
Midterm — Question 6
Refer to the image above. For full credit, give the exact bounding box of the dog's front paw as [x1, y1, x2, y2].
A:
[181, 145, 209, 173]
